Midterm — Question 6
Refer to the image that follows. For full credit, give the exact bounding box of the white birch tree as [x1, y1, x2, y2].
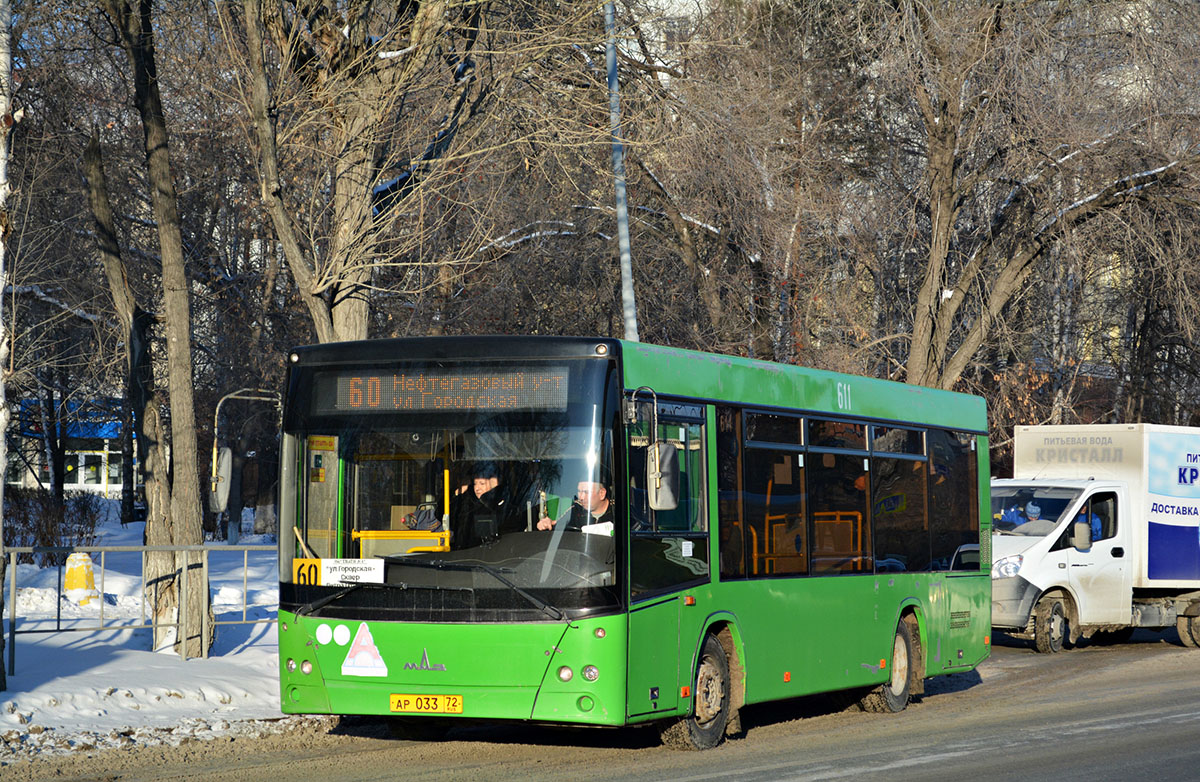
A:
[0, 0, 18, 692]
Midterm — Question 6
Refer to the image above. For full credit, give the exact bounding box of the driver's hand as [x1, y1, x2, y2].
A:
[537, 517, 555, 530]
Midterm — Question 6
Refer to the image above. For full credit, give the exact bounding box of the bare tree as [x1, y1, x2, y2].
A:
[98, 0, 208, 656]
[228, 0, 609, 343]
[83, 129, 185, 650]
[848, 1, 1200, 391]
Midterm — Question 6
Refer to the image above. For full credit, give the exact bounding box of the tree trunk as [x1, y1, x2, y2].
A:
[139, 392, 177, 649]
[0, 0, 12, 692]
[102, 0, 209, 657]
[38, 382, 65, 509]
[84, 129, 136, 526]
[84, 129, 181, 648]
[242, 0, 335, 343]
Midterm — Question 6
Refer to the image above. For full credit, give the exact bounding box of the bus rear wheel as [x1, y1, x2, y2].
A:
[860, 618, 913, 713]
[1034, 595, 1068, 653]
[661, 634, 730, 750]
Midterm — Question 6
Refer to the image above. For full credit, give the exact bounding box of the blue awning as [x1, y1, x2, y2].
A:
[16, 398, 124, 440]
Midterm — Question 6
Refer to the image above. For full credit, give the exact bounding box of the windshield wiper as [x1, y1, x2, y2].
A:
[295, 581, 381, 616]
[385, 557, 566, 621]
[294, 579, 470, 617]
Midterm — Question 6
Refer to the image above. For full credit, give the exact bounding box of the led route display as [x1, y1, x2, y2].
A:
[317, 366, 570, 413]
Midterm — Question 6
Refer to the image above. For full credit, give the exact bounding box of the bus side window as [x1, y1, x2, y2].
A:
[808, 451, 871, 574]
[716, 406, 746, 579]
[629, 416, 710, 598]
[929, 430, 978, 567]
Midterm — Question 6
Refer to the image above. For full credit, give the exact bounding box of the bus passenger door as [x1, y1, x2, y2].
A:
[627, 596, 680, 716]
[625, 405, 711, 718]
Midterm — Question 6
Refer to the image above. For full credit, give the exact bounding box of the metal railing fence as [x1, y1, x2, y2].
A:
[3, 543, 278, 676]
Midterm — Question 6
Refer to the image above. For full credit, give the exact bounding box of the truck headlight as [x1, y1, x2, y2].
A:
[991, 554, 1023, 579]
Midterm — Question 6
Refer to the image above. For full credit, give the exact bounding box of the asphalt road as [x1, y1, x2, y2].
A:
[16, 628, 1200, 782]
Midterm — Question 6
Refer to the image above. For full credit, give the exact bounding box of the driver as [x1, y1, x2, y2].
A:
[537, 480, 613, 531]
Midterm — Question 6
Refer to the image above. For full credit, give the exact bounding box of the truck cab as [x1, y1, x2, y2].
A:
[991, 479, 1134, 651]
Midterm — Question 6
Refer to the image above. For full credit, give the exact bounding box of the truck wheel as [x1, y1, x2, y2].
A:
[1033, 596, 1068, 653]
[1176, 615, 1200, 648]
[860, 618, 913, 713]
[661, 634, 730, 750]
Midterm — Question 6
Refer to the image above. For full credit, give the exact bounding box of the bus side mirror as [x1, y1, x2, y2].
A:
[209, 447, 232, 513]
[647, 442, 679, 511]
[1071, 519, 1092, 551]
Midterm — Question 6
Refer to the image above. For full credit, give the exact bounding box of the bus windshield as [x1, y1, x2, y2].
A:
[280, 356, 622, 621]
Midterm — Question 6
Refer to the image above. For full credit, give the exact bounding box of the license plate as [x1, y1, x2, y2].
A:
[389, 694, 463, 714]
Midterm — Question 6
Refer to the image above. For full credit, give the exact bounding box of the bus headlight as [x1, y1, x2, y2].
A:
[301, 660, 313, 675]
[557, 666, 573, 682]
[286, 658, 297, 673]
[582, 665, 599, 682]
[992, 554, 1023, 579]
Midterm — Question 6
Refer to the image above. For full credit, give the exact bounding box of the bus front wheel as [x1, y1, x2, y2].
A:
[860, 618, 913, 713]
[661, 634, 731, 750]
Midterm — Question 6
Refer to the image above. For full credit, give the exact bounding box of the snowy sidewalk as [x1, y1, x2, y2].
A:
[1, 510, 291, 764]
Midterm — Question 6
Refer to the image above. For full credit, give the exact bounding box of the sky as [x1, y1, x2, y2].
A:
[1, 503, 290, 763]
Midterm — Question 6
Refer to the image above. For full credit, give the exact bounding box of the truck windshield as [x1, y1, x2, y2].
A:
[280, 356, 623, 621]
[991, 485, 1082, 537]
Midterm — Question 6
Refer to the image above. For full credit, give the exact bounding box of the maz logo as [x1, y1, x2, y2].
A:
[404, 648, 447, 672]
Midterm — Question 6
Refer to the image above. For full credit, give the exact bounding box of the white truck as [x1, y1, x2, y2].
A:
[990, 423, 1200, 652]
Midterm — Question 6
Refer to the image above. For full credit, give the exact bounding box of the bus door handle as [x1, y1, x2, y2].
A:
[1111, 547, 1124, 558]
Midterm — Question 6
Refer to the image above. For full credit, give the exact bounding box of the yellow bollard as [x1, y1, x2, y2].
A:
[64, 552, 100, 606]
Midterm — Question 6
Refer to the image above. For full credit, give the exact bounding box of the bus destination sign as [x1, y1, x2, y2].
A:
[319, 367, 570, 413]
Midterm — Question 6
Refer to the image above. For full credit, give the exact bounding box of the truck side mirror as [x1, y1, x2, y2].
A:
[647, 442, 679, 511]
[1071, 519, 1092, 551]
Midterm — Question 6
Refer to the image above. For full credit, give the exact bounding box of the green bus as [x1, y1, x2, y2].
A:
[277, 336, 990, 748]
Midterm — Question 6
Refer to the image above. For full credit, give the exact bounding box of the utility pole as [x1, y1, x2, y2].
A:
[606, 1, 639, 342]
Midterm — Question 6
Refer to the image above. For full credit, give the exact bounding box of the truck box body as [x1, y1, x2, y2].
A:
[1012, 423, 1200, 589]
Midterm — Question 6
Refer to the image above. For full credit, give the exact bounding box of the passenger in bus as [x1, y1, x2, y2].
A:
[451, 464, 508, 548]
[537, 480, 614, 531]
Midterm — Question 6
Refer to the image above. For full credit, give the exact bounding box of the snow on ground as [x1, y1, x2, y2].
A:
[0, 502, 297, 764]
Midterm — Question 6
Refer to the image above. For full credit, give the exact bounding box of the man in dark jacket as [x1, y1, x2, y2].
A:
[451, 464, 507, 548]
